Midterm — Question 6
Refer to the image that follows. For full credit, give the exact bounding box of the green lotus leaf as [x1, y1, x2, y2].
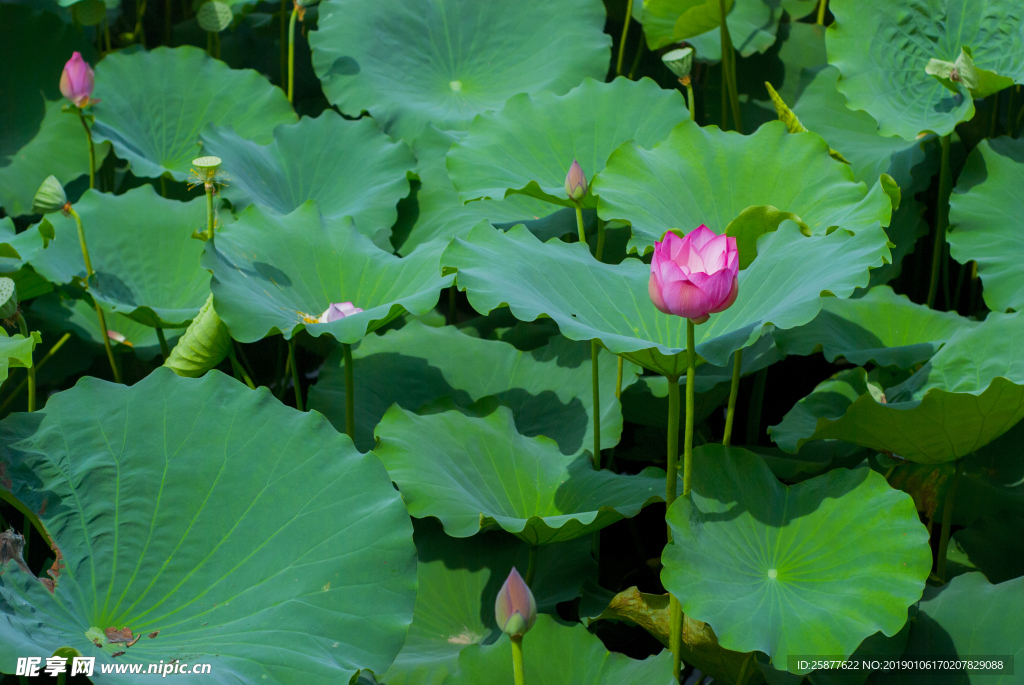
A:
[948, 136, 1024, 312]
[773, 285, 976, 368]
[163, 293, 231, 377]
[204, 201, 452, 343]
[90, 46, 296, 181]
[29, 293, 181, 362]
[447, 77, 689, 209]
[384, 518, 596, 685]
[309, 0, 610, 141]
[826, 0, 1024, 141]
[201, 111, 416, 249]
[0, 218, 47, 273]
[951, 421, 1024, 527]
[946, 513, 1024, 585]
[773, 312, 1024, 463]
[399, 126, 570, 255]
[372, 404, 665, 545]
[0, 327, 39, 384]
[27, 186, 211, 328]
[441, 221, 891, 375]
[640, 0, 782, 60]
[594, 121, 894, 255]
[876, 573, 1022, 685]
[773, 22, 828, 105]
[662, 445, 931, 673]
[308, 321, 639, 453]
[0, 369, 416, 682]
[445, 614, 673, 685]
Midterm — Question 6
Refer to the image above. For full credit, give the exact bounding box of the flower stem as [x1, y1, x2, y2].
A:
[68, 207, 120, 383]
[343, 342, 355, 440]
[615, 356, 623, 399]
[683, 319, 695, 497]
[686, 81, 697, 122]
[287, 3, 299, 103]
[574, 202, 586, 245]
[936, 459, 963, 582]
[511, 636, 525, 685]
[816, 0, 827, 24]
[288, 338, 303, 411]
[718, 0, 742, 133]
[669, 593, 683, 680]
[591, 340, 601, 468]
[0, 333, 70, 415]
[723, 349, 742, 445]
[14, 314, 35, 412]
[155, 327, 170, 359]
[615, 0, 634, 76]
[665, 374, 680, 509]
[78, 112, 95, 190]
[927, 134, 952, 309]
[204, 182, 216, 240]
[595, 218, 605, 261]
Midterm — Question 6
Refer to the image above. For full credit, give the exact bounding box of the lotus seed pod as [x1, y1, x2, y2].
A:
[564, 159, 587, 202]
[192, 156, 223, 182]
[0, 277, 18, 320]
[494, 568, 536, 638]
[662, 47, 694, 79]
[31, 176, 68, 215]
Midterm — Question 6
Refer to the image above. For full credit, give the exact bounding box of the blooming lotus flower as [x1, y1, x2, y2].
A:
[564, 159, 587, 202]
[494, 568, 536, 637]
[318, 302, 363, 323]
[648, 225, 739, 324]
[59, 52, 97, 108]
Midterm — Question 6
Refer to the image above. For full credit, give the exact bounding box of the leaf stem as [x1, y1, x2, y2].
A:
[615, 356, 623, 400]
[14, 314, 35, 412]
[287, 3, 299, 103]
[718, 0, 742, 133]
[68, 207, 120, 383]
[0, 333, 70, 415]
[78, 112, 95, 190]
[155, 327, 170, 360]
[510, 636, 525, 685]
[683, 319, 695, 496]
[927, 134, 952, 309]
[228, 345, 256, 389]
[524, 545, 538, 587]
[816, 0, 827, 25]
[591, 340, 601, 468]
[736, 652, 755, 685]
[288, 337, 303, 411]
[669, 593, 683, 680]
[936, 459, 963, 582]
[343, 342, 355, 440]
[595, 217, 605, 261]
[723, 349, 742, 445]
[0, 488, 55, 553]
[665, 374, 680, 509]
[615, 0, 634, 76]
[628, 33, 645, 80]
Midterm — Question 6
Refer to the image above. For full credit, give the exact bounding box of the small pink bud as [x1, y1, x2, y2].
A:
[107, 330, 126, 344]
[648, 225, 739, 322]
[317, 302, 363, 323]
[60, 52, 97, 108]
[494, 568, 536, 637]
[564, 159, 588, 202]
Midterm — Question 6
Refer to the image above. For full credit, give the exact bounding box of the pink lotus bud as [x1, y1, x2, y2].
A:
[648, 224, 739, 324]
[317, 302, 363, 323]
[494, 567, 536, 637]
[564, 159, 588, 202]
[107, 330, 126, 344]
[59, 52, 97, 108]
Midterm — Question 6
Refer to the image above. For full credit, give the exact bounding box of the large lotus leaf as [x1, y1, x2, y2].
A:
[594, 120, 894, 255]
[445, 614, 672, 685]
[792, 67, 928, 187]
[385, 518, 596, 685]
[200, 111, 415, 249]
[826, 0, 1024, 141]
[773, 22, 828, 105]
[640, 0, 782, 60]
[774, 312, 1024, 463]
[309, 0, 610, 142]
[441, 221, 891, 375]
[876, 573, 1022, 685]
[0, 218, 46, 273]
[447, 77, 689, 209]
[373, 405, 665, 545]
[948, 136, 1024, 313]
[947, 513, 1024, 585]
[0, 328, 39, 384]
[204, 201, 452, 343]
[90, 46, 296, 181]
[0, 369, 416, 683]
[399, 127, 569, 256]
[662, 445, 931, 674]
[773, 286, 976, 368]
[27, 187, 211, 328]
[308, 321, 639, 454]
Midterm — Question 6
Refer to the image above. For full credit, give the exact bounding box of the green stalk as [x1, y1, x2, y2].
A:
[0, 488, 54, 553]
[628, 33, 645, 80]
[287, 3, 299, 103]
[746, 367, 767, 445]
[591, 340, 601, 468]
[448, 285, 457, 325]
[288, 337, 303, 411]
[155, 327, 170, 359]
[927, 134, 952, 309]
[68, 207, 120, 383]
[510, 636, 525, 685]
[686, 81, 697, 122]
[0, 333, 70, 415]
[669, 594, 683, 680]
[665, 374, 680, 509]
[615, 356, 623, 400]
[816, 0, 827, 24]
[78, 112, 95, 190]
[595, 218, 605, 261]
[165, 0, 173, 46]
[736, 652, 755, 685]
[524, 545, 538, 587]
[722, 349, 742, 445]
[14, 314, 35, 412]
[204, 182, 216, 240]
[718, 0, 742, 133]
[228, 346, 256, 389]
[615, 0, 634, 76]
[936, 459, 963, 582]
[574, 202, 586, 245]
[134, 0, 147, 47]
[343, 342, 355, 440]
[683, 319, 695, 496]
[280, 0, 288, 90]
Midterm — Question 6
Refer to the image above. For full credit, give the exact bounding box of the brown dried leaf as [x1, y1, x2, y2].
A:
[105, 627, 135, 644]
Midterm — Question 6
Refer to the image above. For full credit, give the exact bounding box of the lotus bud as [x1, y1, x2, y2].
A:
[0, 277, 18, 320]
[564, 159, 587, 202]
[318, 302, 363, 323]
[32, 176, 68, 215]
[494, 568, 536, 638]
[59, 52, 97, 108]
[107, 330, 127, 344]
[649, 225, 739, 324]
[662, 47, 694, 80]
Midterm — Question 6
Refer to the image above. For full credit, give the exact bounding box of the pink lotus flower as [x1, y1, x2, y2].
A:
[648, 225, 739, 323]
[564, 159, 587, 202]
[317, 302, 363, 323]
[494, 567, 536, 637]
[60, 52, 97, 108]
